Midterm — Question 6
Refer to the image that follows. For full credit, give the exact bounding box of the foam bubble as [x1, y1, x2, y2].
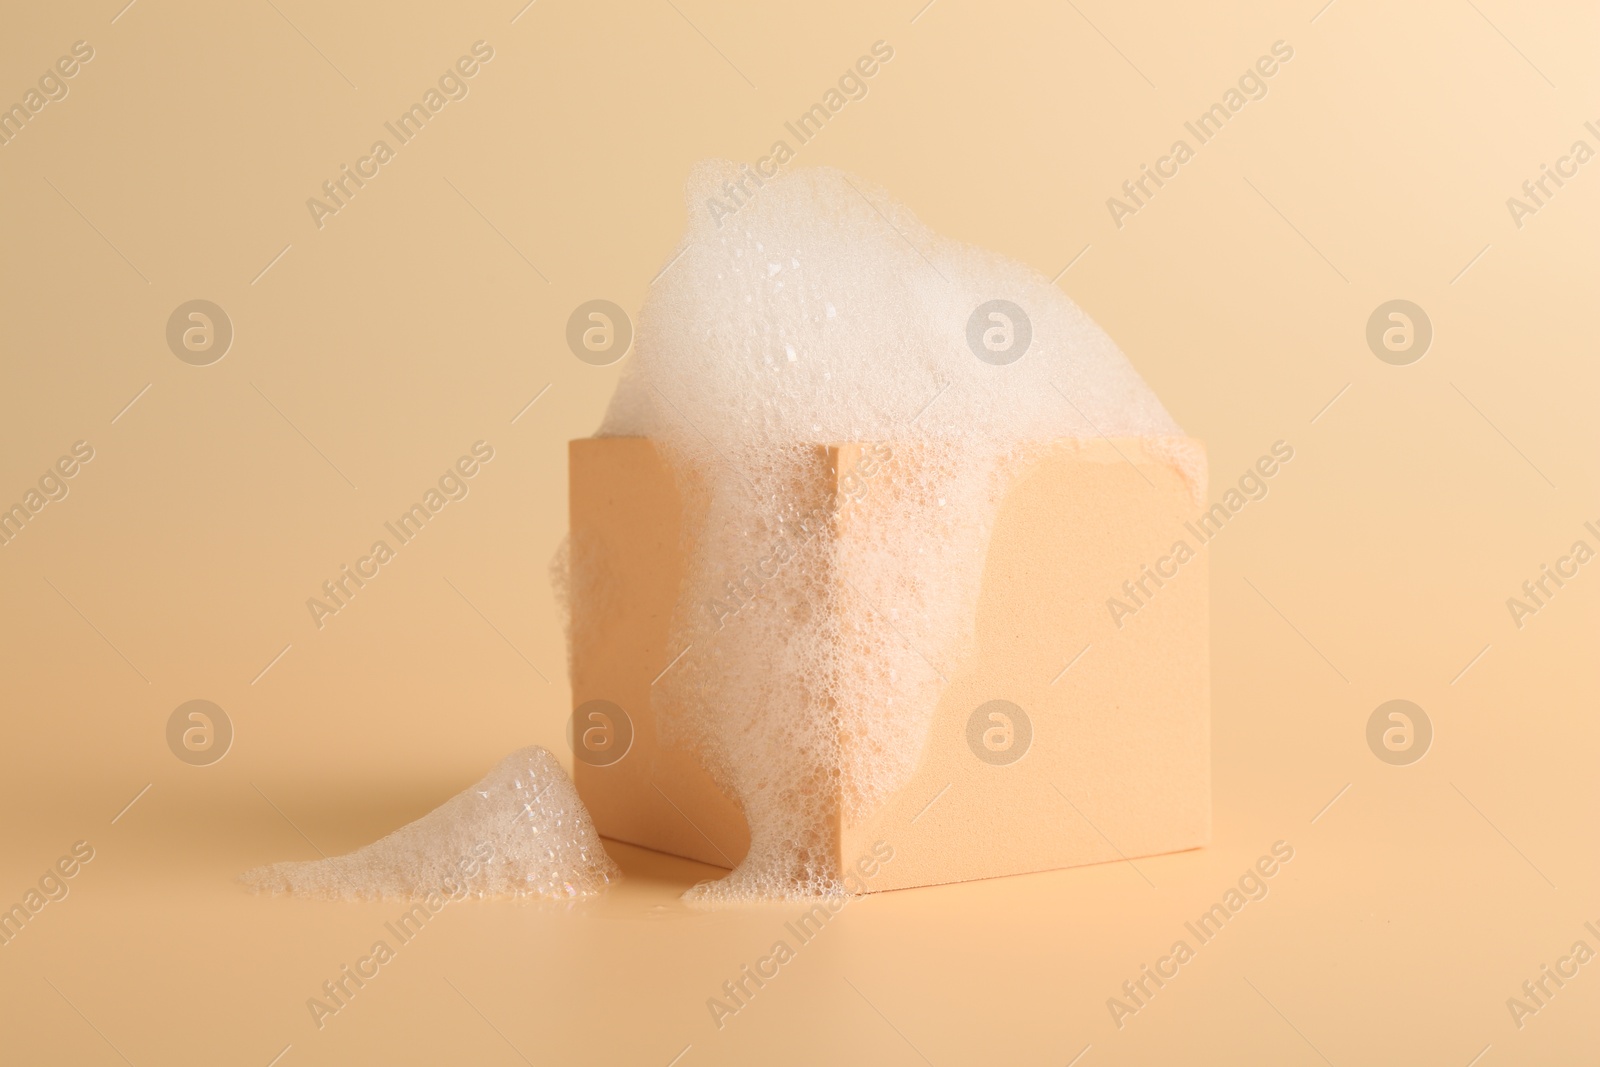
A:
[593, 161, 1189, 901]
[240, 746, 618, 901]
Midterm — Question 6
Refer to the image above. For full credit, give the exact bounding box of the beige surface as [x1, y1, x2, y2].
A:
[0, 0, 1596, 1063]
[571, 436, 1209, 889]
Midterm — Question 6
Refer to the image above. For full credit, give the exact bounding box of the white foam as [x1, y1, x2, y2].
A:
[594, 161, 1188, 901]
[240, 746, 618, 901]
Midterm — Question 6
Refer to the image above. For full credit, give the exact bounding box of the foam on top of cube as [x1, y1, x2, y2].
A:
[604, 160, 1180, 449]
[597, 162, 1191, 901]
[240, 746, 618, 901]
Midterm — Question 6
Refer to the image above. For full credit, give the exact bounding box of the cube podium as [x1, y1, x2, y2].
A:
[568, 436, 1209, 892]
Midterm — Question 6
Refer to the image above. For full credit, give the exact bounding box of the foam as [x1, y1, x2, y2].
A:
[240, 746, 618, 901]
[593, 161, 1188, 901]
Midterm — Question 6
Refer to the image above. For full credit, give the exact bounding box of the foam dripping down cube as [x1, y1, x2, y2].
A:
[569, 435, 1208, 892]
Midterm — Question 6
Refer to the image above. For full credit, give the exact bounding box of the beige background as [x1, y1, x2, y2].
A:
[1, 0, 1595, 1063]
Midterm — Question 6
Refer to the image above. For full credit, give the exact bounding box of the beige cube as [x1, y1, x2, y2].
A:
[568, 437, 1208, 891]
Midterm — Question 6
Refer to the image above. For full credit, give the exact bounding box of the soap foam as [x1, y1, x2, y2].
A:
[240, 746, 618, 901]
[595, 161, 1188, 901]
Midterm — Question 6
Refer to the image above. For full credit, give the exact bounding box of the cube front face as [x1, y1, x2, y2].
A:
[567, 438, 751, 871]
[570, 437, 1209, 891]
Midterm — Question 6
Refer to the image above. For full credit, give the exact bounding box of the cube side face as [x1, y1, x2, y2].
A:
[568, 438, 750, 869]
[844, 440, 1210, 891]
